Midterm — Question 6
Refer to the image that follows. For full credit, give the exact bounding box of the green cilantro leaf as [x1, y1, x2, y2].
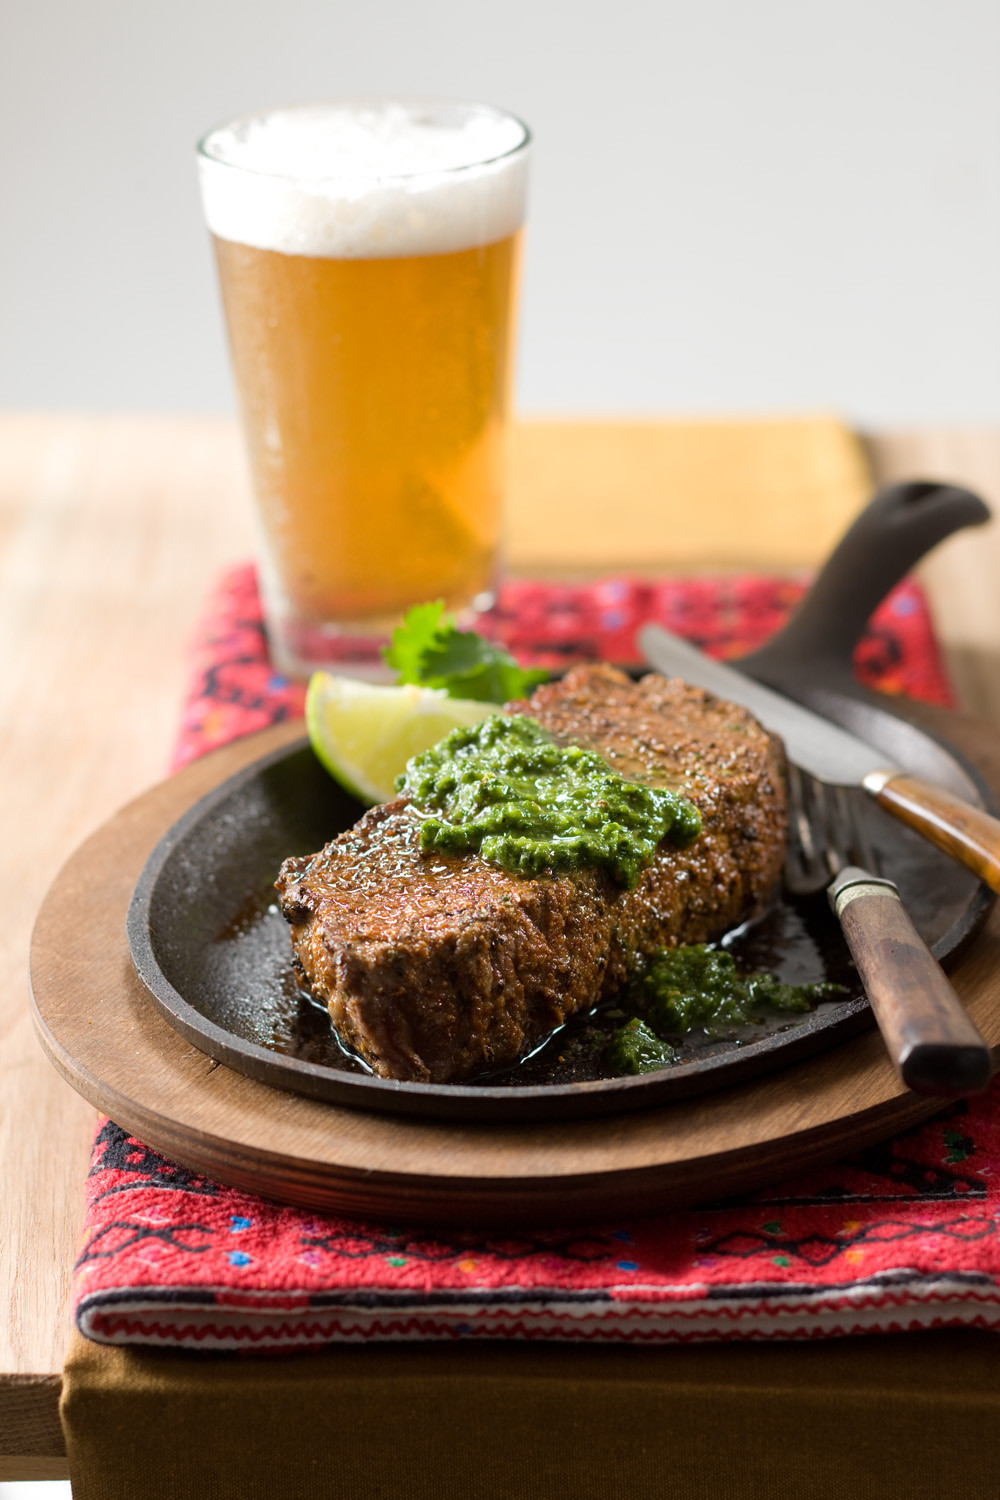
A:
[383, 600, 450, 685]
[382, 601, 548, 704]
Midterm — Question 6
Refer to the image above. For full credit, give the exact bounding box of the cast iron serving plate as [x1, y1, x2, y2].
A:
[126, 481, 998, 1124]
[125, 712, 995, 1124]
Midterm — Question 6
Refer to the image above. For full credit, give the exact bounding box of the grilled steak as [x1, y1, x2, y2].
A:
[276, 665, 787, 1083]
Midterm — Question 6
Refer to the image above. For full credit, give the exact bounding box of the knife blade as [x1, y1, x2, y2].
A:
[639, 621, 1000, 896]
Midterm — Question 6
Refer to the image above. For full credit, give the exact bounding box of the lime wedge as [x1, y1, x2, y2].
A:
[305, 673, 495, 805]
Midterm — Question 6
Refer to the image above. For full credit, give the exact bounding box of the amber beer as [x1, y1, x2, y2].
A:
[213, 231, 521, 625]
[198, 102, 530, 675]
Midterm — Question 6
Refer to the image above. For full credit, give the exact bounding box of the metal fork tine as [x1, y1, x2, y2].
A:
[785, 765, 828, 894]
[784, 766, 881, 897]
[846, 789, 881, 875]
[788, 764, 816, 859]
[815, 782, 844, 880]
[829, 786, 852, 877]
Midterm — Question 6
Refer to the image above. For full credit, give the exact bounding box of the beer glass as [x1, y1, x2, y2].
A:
[197, 101, 531, 676]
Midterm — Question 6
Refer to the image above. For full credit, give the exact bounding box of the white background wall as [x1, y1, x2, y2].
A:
[1, 0, 997, 422]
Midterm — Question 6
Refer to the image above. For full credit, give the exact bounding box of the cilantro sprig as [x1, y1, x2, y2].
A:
[383, 600, 548, 704]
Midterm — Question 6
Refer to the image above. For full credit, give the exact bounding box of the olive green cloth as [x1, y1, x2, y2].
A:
[62, 1327, 1000, 1499]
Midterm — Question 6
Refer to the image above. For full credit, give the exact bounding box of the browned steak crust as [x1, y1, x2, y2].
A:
[276, 665, 787, 1083]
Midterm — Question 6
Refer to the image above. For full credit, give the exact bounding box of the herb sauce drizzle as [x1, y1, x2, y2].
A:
[398, 713, 701, 888]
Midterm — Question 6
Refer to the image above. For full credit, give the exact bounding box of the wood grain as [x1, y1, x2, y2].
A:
[834, 880, 992, 1096]
[0, 415, 253, 1466]
[2, 414, 999, 1471]
[875, 773, 1000, 893]
[29, 714, 1000, 1228]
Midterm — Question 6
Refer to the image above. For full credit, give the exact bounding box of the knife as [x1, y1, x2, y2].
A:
[638, 622, 1000, 895]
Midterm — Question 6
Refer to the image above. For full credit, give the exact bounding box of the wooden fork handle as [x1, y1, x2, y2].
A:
[831, 871, 993, 1097]
[863, 771, 1000, 895]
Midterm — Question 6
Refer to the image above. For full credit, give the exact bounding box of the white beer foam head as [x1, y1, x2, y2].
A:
[198, 101, 530, 259]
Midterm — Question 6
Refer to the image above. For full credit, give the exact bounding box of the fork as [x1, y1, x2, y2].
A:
[784, 765, 881, 896]
[785, 764, 993, 1097]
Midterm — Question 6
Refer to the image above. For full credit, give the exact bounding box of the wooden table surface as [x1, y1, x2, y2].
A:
[2, 414, 999, 1480]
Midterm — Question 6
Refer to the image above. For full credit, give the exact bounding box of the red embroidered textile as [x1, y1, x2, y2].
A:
[75, 566, 999, 1353]
[170, 564, 953, 770]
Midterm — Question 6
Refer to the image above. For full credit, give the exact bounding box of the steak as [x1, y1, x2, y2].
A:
[276, 664, 787, 1083]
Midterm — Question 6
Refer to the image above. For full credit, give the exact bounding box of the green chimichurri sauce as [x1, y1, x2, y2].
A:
[606, 944, 846, 1073]
[606, 1018, 678, 1074]
[397, 713, 701, 888]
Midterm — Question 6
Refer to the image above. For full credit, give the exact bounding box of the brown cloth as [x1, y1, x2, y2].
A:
[61, 1326, 1000, 1500]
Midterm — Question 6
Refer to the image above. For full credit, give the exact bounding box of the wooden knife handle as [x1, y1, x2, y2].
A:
[832, 873, 993, 1097]
[865, 771, 1000, 894]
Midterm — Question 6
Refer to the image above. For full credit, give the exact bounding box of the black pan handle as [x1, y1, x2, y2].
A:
[739, 481, 990, 686]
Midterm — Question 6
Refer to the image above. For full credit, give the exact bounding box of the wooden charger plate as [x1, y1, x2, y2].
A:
[29, 710, 1000, 1228]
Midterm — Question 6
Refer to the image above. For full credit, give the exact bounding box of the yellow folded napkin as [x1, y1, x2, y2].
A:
[506, 415, 871, 573]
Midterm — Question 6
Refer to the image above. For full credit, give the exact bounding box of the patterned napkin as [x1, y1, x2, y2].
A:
[171, 563, 953, 769]
[74, 566, 1000, 1354]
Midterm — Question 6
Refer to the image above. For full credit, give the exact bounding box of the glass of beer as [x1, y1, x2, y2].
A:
[197, 100, 531, 676]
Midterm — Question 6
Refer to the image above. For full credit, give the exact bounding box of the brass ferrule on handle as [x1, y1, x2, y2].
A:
[829, 866, 899, 915]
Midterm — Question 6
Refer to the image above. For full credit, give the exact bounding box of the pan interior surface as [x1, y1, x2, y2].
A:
[127, 696, 993, 1122]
